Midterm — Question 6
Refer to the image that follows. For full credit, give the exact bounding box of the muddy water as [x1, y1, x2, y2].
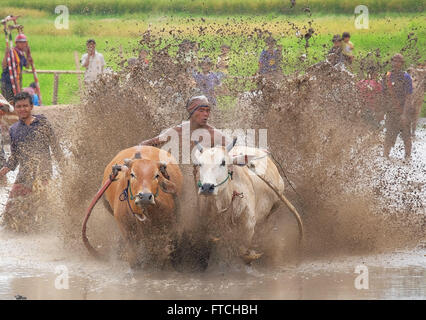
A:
[0, 126, 425, 300]
[0, 229, 424, 300]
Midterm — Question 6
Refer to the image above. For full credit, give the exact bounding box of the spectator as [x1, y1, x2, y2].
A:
[81, 39, 105, 85]
[0, 92, 64, 232]
[0, 93, 13, 172]
[23, 82, 40, 106]
[127, 57, 138, 67]
[327, 34, 344, 66]
[138, 49, 150, 69]
[341, 32, 354, 64]
[177, 40, 198, 73]
[382, 53, 413, 160]
[216, 44, 230, 80]
[258, 37, 280, 76]
[276, 44, 284, 72]
[1, 33, 29, 102]
[357, 66, 384, 127]
[192, 56, 221, 106]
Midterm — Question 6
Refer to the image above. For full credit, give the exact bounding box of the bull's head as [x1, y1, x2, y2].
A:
[194, 137, 237, 196]
[124, 154, 177, 209]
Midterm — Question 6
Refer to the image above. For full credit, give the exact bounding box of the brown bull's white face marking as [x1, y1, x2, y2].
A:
[196, 148, 231, 196]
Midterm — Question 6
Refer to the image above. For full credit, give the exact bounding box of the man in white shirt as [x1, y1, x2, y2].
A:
[81, 39, 105, 84]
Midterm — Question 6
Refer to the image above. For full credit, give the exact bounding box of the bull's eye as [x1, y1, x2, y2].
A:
[154, 173, 160, 179]
[220, 159, 226, 166]
[130, 172, 136, 178]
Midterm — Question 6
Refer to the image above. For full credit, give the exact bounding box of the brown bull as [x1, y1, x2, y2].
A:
[93, 146, 183, 268]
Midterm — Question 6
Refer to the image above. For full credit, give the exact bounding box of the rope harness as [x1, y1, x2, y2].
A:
[118, 179, 159, 222]
[197, 171, 233, 188]
[82, 164, 122, 259]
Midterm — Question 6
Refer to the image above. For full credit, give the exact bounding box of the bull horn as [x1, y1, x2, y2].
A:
[123, 158, 132, 167]
[158, 161, 170, 180]
[226, 137, 238, 152]
[194, 140, 204, 153]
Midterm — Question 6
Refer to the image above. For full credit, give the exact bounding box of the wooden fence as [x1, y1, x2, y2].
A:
[22, 51, 84, 105]
[22, 69, 84, 105]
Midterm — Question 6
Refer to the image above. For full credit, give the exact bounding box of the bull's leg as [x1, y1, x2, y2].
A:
[114, 213, 142, 269]
[237, 211, 263, 265]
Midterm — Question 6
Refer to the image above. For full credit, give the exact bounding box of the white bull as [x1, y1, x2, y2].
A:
[194, 138, 303, 266]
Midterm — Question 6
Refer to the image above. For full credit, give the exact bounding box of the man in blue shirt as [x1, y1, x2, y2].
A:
[382, 54, 413, 160]
[0, 92, 64, 231]
[258, 37, 281, 75]
[192, 57, 221, 106]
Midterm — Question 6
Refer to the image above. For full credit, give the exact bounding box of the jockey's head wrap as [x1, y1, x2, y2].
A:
[186, 95, 210, 119]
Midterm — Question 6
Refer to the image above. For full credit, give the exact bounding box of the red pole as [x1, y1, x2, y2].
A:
[25, 46, 41, 105]
[9, 43, 20, 93]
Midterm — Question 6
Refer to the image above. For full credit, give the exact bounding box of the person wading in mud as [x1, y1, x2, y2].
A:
[327, 34, 344, 66]
[0, 93, 13, 181]
[139, 95, 230, 271]
[0, 92, 64, 232]
[357, 65, 384, 128]
[382, 53, 413, 160]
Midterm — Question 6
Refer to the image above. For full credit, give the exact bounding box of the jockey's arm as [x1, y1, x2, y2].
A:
[139, 127, 177, 148]
[139, 135, 164, 147]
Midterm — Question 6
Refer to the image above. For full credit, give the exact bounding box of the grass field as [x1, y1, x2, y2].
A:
[0, 6, 424, 114]
[2, 0, 423, 15]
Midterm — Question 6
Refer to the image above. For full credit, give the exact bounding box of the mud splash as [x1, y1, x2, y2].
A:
[0, 19, 424, 296]
[50, 24, 425, 265]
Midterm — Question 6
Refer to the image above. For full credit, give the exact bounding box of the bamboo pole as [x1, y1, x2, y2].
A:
[23, 70, 83, 74]
[52, 73, 59, 105]
[74, 51, 82, 93]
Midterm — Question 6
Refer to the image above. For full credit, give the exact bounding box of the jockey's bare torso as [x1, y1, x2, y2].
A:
[139, 96, 229, 163]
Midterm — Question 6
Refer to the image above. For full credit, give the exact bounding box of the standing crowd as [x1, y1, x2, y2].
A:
[0, 30, 424, 232]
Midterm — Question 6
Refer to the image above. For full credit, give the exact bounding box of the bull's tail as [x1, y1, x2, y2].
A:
[251, 169, 304, 244]
[82, 165, 121, 259]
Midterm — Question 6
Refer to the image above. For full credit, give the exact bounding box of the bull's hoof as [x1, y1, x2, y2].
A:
[241, 250, 263, 265]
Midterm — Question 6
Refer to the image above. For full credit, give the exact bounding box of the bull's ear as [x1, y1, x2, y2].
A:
[123, 158, 133, 168]
[159, 178, 178, 194]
